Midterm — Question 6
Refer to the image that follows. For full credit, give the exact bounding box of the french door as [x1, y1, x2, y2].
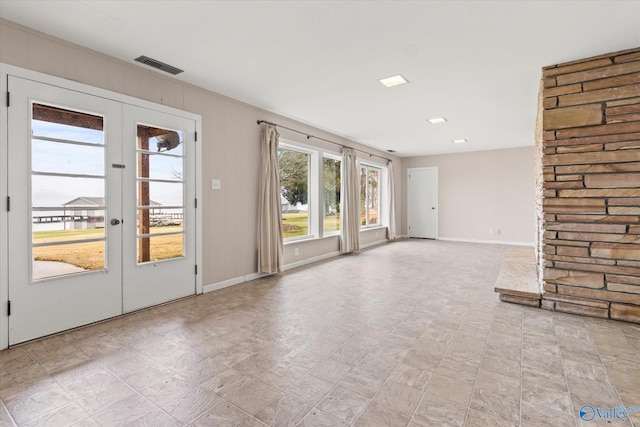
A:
[7, 76, 197, 345]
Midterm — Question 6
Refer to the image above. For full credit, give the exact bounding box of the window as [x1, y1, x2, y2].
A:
[323, 156, 341, 234]
[360, 165, 380, 227]
[279, 147, 310, 239]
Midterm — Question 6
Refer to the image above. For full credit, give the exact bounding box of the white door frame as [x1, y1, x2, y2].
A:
[407, 167, 438, 239]
[0, 63, 203, 350]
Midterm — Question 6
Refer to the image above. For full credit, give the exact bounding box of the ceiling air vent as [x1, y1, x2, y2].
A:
[134, 55, 183, 75]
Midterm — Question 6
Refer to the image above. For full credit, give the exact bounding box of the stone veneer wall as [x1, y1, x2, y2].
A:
[541, 47, 640, 323]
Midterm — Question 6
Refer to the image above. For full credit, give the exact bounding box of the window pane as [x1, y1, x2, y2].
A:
[137, 234, 184, 263]
[33, 241, 105, 280]
[32, 104, 104, 145]
[323, 157, 340, 233]
[279, 149, 309, 238]
[32, 176, 105, 209]
[32, 139, 104, 176]
[137, 152, 183, 181]
[138, 181, 183, 207]
[368, 168, 380, 225]
[138, 126, 184, 155]
[137, 208, 184, 229]
[360, 167, 367, 226]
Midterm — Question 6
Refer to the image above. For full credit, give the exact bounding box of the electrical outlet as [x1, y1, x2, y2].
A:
[497, 229, 502, 235]
[211, 179, 221, 190]
[294, 248, 299, 256]
[489, 229, 494, 235]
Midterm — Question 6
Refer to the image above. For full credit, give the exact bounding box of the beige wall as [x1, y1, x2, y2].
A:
[0, 19, 403, 287]
[404, 147, 535, 244]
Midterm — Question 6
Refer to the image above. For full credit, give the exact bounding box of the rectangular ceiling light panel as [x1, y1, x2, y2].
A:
[379, 74, 409, 87]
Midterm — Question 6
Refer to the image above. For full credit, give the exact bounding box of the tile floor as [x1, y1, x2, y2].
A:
[1, 240, 639, 427]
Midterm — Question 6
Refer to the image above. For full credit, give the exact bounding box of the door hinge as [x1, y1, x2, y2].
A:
[7, 301, 10, 317]
[195, 131, 198, 142]
[6, 91, 9, 107]
[111, 163, 125, 169]
[195, 198, 198, 208]
[6, 196, 9, 212]
[195, 265, 198, 275]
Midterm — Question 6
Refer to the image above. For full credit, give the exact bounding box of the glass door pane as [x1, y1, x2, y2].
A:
[31, 103, 106, 279]
[136, 125, 185, 263]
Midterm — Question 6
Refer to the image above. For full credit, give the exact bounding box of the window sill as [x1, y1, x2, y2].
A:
[283, 234, 340, 246]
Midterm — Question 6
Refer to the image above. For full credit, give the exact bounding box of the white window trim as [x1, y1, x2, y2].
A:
[279, 140, 317, 241]
[322, 152, 342, 238]
[279, 139, 345, 243]
[358, 160, 387, 230]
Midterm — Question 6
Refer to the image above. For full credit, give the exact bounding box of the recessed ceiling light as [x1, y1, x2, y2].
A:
[379, 74, 409, 87]
[452, 139, 467, 144]
[427, 117, 447, 124]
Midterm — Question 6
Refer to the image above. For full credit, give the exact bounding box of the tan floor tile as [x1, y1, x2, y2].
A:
[412, 398, 466, 427]
[224, 380, 280, 415]
[298, 407, 347, 426]
[239, 416, 270, 427]
[4, 383, 74, 425]
[317, 385, 369, 423]
[520, 401, 575, 427]
[140, 374, 194, 406]
[91, 394, 156, 427]
[354, 401, 409, 427]
[190, 401, 250, 427]
[162, 386, 220, 423]
[464, 408, 517, 427]
[308, 358, 352, 384]
[339, 368, 385, 399]
[254, 394, 311, 427]
[20, 402, 88, 427]
[127, 409, 182, 427]
[285, 374, 335, 406]
[200, 368, 250, 398]
[388, 362, 433, 392]
[373, 380, 423, 418]
[521, 381, 572, 414]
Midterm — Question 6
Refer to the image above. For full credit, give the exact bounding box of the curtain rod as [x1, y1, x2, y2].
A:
[257, 120, 391, 162]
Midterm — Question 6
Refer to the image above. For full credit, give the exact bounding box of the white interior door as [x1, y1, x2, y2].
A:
[407, 167, 438, 239]
[7, 76, 123, 345]
[121, 105, 197, 312]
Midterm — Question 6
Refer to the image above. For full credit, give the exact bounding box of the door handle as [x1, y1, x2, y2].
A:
[431, 207, 435, 210]
[110, 218, 121, 226]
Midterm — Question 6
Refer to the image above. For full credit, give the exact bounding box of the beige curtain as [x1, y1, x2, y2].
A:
[258, 125, 283, 273]
[340, 148, 360, 253]
[387, 160, 397, 240]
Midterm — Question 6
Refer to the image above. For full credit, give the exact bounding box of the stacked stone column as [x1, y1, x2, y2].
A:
[541, 47, 640, 323]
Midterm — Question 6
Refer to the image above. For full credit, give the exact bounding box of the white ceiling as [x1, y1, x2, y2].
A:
[1, 1, 639, 157]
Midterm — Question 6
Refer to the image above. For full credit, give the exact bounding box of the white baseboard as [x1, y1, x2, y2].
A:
[283, 250, 342, 271]
[438, 237, 534, 247]
[204, 251, 343, 293]
[203, 272, 271, 294]
[360, 238, 389, 249]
